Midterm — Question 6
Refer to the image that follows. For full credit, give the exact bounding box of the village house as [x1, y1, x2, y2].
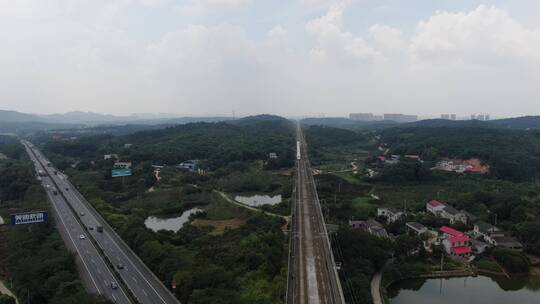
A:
[426, 200, 446, 215]
[473, 221, 500, 239]
[349, 219, 388, 238]
[435, 158, 490, 174]
[104, 154, 119, 160]
[439, 226, 472, 258]
[483, 230, 522, 249]
[176, 160, 199, 172]
[377, 207, 404, 223]
[406, 222, 427, 236]
[440, 205, 468, 224]
[426, 200, 468, 224]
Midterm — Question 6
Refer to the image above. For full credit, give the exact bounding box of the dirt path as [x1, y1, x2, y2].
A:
[0, 281, 18, 304]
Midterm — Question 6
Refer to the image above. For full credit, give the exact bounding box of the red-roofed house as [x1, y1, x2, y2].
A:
[439, 226, 463, 238]
[426, 200, 446, 215]
[440, 227, 472, 258]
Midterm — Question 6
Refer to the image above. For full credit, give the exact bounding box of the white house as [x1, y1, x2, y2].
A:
[426, 200, 446, 215]
[377, 207, 404, 223]
[440, 205, 468, 224]
[473, 221, 499, 239]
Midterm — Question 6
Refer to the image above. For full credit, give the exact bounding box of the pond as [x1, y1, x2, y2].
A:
[234, 194, 282, 207]
[144, 207, 203, 232]
[389, 275, 540, 304]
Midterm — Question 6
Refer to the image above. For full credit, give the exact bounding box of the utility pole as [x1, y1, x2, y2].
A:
[440, 253, 444, 271]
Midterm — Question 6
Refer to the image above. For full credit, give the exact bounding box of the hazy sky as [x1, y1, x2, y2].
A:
[2, 0, 540, 117]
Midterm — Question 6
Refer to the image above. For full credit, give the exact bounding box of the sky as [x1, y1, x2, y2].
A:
[1, 0, 540, 118]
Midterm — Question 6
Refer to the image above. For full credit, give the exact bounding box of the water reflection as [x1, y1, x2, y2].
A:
[144, 207, 203, 232]
[234, 194, 282, 207]
[389, 276, 540, 304]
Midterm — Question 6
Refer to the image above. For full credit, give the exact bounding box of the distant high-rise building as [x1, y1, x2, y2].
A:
[350, 113, 374, 121]
[383, 113, 418, 123]
[472, 114, 490, 121]
[441, 114, 457, 120]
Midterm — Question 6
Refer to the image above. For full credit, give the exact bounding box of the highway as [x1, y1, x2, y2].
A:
[288, 126, 345, 304]
[23, 141, 181, 304]
[23, 141, 131, 304]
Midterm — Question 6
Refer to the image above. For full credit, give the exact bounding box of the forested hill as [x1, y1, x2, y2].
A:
[45, 115, 296, 169]
[381, 126, 540, 181]
[491, 116, 540, 129]
[301, 117, 398, 130]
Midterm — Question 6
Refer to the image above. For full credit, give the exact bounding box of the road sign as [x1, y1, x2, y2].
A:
[112, 168, 132, 178]
[10, 211, 48, 225]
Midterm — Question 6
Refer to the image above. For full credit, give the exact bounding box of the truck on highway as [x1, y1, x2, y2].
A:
[96, 226, 104, 233]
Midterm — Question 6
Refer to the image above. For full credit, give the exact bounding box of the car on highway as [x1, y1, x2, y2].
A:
[65, 187, 69, 191]
[89, 226, 94, 231]
[79, 234, 86, 240]
[117, 263, 124, 270]
[111, 282, 118, 289]
[80, 212, 85, 216]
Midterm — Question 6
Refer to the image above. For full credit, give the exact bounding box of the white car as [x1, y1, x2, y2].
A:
[79, 234, 86, 240]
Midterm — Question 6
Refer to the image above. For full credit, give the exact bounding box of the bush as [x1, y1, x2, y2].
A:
[492, 247, 530, 273]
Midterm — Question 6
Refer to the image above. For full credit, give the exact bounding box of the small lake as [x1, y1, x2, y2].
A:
[389, 275, 540, 304]
[234, 194, 282, 207]
[144, 208, 203, 232]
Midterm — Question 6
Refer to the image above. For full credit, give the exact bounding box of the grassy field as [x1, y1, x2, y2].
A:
[191, 218, 246, 235]
[350, 196, 379, 218]
[476, 258, 503, 273]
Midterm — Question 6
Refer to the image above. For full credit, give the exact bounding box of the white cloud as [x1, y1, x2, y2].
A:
[410, 5, 540, 65]
[178, 0, 252, 15]
[306, 1, 381, 65]
[2, 2, 540, 117]
[369, 24, 405, 51]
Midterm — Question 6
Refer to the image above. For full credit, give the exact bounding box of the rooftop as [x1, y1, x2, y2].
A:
[448, 235, 471, 243]
[440, 226, 463, 237]
[406, 222, 426, 231]
[429, 200, 443, 207]
[451, 246, 472, 255]
[443, 205, 460, 215]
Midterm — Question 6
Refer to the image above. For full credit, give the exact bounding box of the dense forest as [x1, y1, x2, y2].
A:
[381, 126, 540, 181]
[44, 116, 295, 170]
[0, 139, 110, 304]
[39, 116, 294, 303]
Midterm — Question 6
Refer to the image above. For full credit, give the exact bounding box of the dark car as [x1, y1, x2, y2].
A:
[117, 264, 124, 270]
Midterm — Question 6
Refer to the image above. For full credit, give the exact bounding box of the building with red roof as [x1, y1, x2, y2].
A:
[440, 226, 472, 258]
[426, 200, 446, 215]
[439, 226, 463, 237]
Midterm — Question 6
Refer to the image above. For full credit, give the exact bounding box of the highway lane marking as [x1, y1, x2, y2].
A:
[142, 289, 148, 297]
[132, 277, 137, 282]
[44, 184, 102, 295]
[29, 147, 133, 304]
[69, 186, 170, 304]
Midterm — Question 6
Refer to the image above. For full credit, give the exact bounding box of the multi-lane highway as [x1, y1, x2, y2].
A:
[23, 141, 180, 304]
[288, 126, 345, 304]
[23, 141, 131, 304]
